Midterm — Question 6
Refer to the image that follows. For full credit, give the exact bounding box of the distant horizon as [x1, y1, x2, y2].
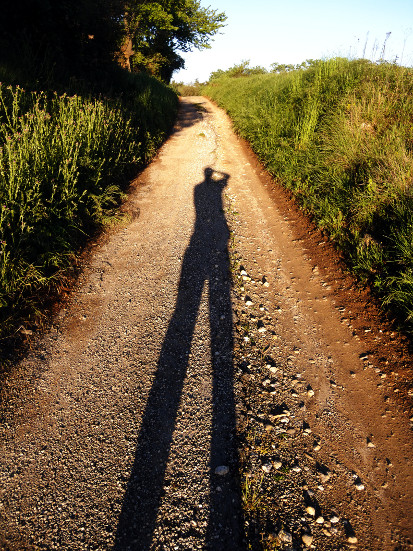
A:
[173, 0, 413, 83]
[173, 52, 413, 84]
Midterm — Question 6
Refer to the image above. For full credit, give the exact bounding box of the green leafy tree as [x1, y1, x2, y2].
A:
[121, 0, 227, 82]
[0, 0, 125, 82]
[210, 60, 267, 80]
[270, 59, 322, 74]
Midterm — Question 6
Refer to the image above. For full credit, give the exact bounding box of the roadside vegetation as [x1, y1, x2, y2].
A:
[171, 80, 205, 96]
[0, 74, 178, 342]
[203, 58, 413, 335]
[0, 0, 226, 347]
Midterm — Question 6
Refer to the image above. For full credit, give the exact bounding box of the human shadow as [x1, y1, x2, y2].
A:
[113, 168, 244, 550]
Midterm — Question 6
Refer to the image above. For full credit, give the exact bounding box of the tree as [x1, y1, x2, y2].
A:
[270, 60, 322, 74]
[209, 61, 267, 80]
[0, 0, 126, 81]
[120, 0, 227, 82]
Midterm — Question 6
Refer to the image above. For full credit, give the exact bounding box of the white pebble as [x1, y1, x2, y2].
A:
[302, 534, 313, 547]
[315, 516, 324, 524]
[278, 529, 292, 544]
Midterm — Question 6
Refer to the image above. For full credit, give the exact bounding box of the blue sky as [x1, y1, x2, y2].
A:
[174, 0, 413, 83]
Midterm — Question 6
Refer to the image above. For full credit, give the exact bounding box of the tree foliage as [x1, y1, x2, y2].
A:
[210, 61, 267, 81]
[122, 0, 227, 82]
[270, 59, 322, 73]
[0, 0, 125, 81]
[0, 0, 226, 85]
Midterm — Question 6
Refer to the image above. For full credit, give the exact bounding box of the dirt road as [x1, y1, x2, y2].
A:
[0, 97, 412, 551]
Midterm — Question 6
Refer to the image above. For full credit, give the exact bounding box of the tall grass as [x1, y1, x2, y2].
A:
[0, 74, 177, 340]
[204, 58, 413, 333]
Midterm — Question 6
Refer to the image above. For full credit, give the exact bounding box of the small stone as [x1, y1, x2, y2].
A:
[262, 463, 272, 473]
[319, 471, 331, 484]
[306, 506, 316, 516]
[274, 461, 283, 470]
[330, 516, 339, 524]
[302, 534, 313, 547]
[355, 482, 365, 491]
[277, 529, 292, 544]
[348, 536, 358, 544]
[214, 465, 229, 476]
[313, 443, 321, 452]
[323, 529, 332, 536]
[307, 388, 315, 397]
[367, 438, 375, 448]
[292, 466, 301, 472]
[264, 423, 273, 432]
[315, 516, 324, 524]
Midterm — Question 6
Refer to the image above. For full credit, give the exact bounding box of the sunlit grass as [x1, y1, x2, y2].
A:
[204, 58, 413, 334]
[0, 77, 177, 339]
[242, 473, 265, 513]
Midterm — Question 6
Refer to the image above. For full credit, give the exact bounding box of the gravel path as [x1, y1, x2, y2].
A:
[0, 97, 412, 551]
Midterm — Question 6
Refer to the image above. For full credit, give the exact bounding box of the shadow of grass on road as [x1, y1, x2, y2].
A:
[113, 168, 245, 550]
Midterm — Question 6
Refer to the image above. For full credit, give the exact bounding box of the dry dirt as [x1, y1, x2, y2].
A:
[0, 97, 412, 551]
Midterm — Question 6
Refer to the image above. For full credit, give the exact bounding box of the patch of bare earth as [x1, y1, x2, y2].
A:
[0, 97, 412, 551]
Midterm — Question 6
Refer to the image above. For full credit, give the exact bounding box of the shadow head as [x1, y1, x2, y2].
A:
[204, 167, 229, 187]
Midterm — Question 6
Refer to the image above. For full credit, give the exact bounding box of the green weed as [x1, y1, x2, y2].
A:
[203, 58, 413, 335]
[242, 473, 265, 513]
[0, 77, 177, 341]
